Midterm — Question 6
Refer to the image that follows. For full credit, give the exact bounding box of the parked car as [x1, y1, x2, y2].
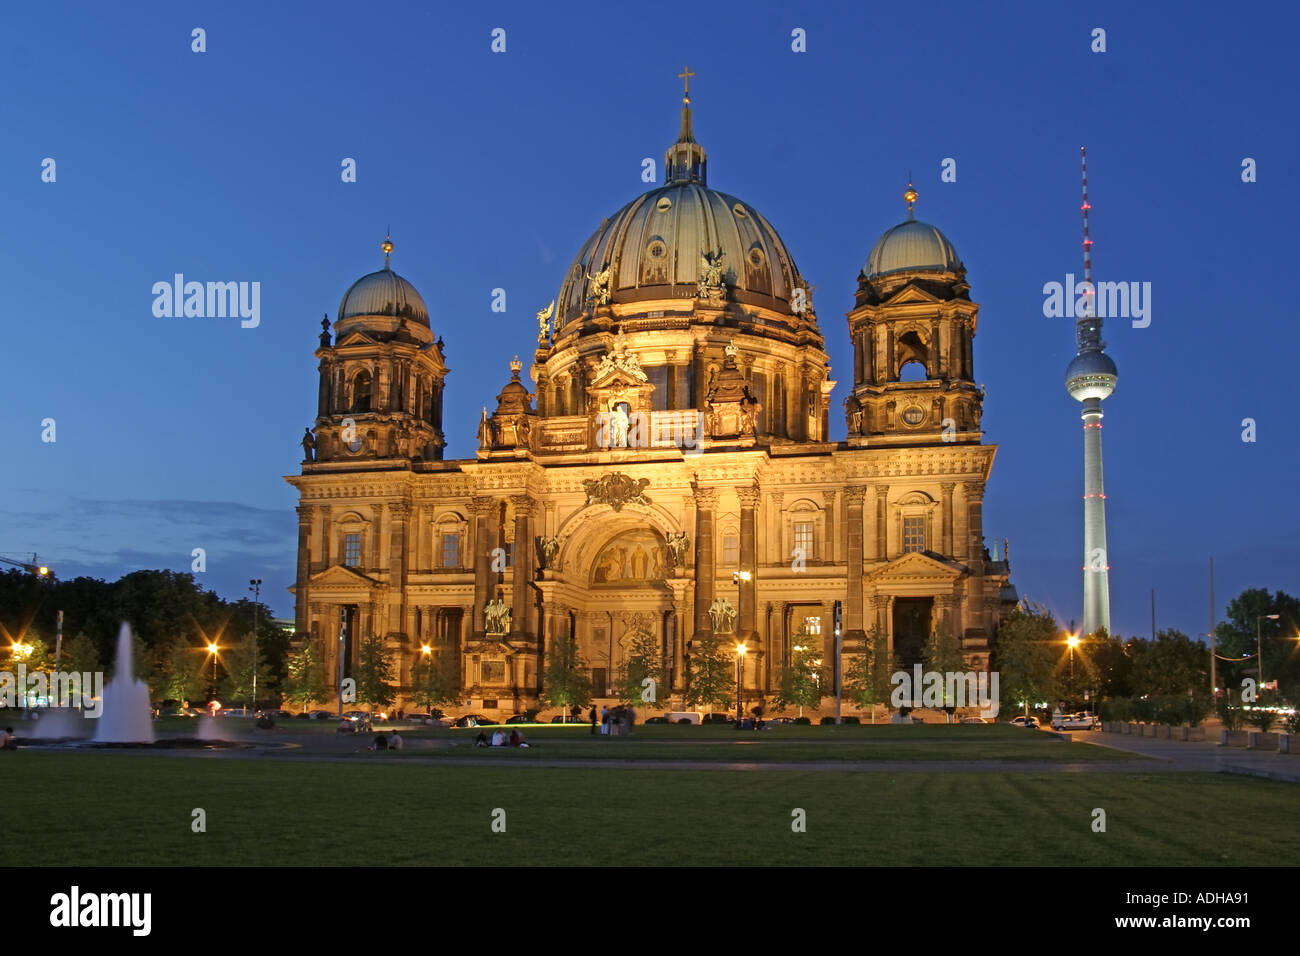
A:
[258, 709, 292, 720]
[1052, 712, 1100, 730]
[959, 716, 988, 724]
[505, 714, 535, 724]
[453, 714, 497, 728]
[1010, 715, 1040, 729]
[645, 716, 669, 724]
[550, 715, 585, 724]
[307, 710, 335, 720]
[703, 713, 732, 724]
[767, 716, 798, 726]
[404, 712, 433, 725]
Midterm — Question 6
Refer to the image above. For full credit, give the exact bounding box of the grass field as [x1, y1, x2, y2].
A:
[5, 752, 1295, 866]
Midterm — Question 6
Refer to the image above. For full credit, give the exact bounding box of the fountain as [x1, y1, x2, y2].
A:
[30, 708, 88, 740]
[195, 715, 228, 741]
[93, 623, 155, 744]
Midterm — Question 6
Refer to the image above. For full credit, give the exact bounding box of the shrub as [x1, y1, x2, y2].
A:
[841, 716, 861, 725]
[1217, 698, 1243, 731]
[1247, 709, 1277, 733]
[794, 716, 812, 725]
[676, 718, 692, 724]
[1285, 711, 1300, 735]
[819, 716, 836, 725]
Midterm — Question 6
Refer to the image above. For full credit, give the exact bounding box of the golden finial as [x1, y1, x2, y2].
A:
[509, 355, 522, 376]
[678, 65, 695, 105]
[381, 234, 394, 268]
[903, 181, 918, 219]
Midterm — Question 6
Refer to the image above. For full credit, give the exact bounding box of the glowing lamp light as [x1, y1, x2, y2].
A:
[736, 643, 747, 656]
[206, 643, 219, 655]
[1067, 634, 1080, 649]
[420, 643, 432, 656]
[37, 566, 49, 576]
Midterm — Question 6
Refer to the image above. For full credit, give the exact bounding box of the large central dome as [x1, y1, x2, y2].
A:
[554, 99, 808, 331]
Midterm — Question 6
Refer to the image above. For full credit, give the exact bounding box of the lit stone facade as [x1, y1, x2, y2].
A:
[286, 98, 1014, 716]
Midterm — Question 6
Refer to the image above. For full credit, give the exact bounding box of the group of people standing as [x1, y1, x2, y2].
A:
[592, 705, 634, 736]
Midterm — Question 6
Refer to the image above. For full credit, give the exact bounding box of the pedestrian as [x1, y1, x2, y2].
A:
[600, 706, 610, 736]
[589, 705, 598, 735]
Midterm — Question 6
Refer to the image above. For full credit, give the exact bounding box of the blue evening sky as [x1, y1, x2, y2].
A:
[1, 0, 1296, 639]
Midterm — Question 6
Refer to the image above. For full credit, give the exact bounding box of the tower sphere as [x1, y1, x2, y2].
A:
[1065, 349, 1118, 402]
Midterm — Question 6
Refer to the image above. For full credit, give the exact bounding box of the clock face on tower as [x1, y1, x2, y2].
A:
[901, 405, 925, 426]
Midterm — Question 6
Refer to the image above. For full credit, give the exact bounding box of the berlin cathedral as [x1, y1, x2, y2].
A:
[287, 80, 1016, 716]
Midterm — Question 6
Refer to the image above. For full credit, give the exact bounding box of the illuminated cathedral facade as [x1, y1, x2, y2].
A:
[286, 83, 1015, 716]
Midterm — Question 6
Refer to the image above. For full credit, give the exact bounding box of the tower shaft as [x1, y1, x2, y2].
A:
[1081, 397, 1110, 634]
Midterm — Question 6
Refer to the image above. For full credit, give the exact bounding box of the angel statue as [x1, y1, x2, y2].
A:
[697, 250, 725, 298]
[586, 266, 613, 306]
[708, 597, 737, 634]
[536, 300, 554, 342]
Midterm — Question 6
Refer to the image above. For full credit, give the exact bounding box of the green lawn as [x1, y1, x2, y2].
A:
[5, 752, 1293, 866]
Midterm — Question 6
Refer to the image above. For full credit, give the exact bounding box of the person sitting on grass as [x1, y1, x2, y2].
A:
[0, 727, 13, 750]
[368, 733, 388, 751]
[388, 730, 403, 751]
[491, 729, 507, 747]
[474, 731, 489, 747]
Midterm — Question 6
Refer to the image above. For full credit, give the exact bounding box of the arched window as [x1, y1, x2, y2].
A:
[352, 370, 372, 412]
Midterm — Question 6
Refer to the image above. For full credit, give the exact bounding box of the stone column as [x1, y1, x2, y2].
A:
[373, 502, 387, 570]
[885, 324, 895, 382]
[965, 483, 985, 633]
[844, 486, 866, 639]
[692, 484, 717, 638]
[319, 505, 333, 570]
[769, 492, 784, 569]
[865, 327, 876, 385]
[940, 482, 955, 558]
[929, 319, 942, 378]
[737, 484, 760, 644]
[510, 495, 534, 640]
[665, 350, 678, 410]
[773, 601, 788, 670]
[820, 489, 838, 564]
[295, 505, 313, 634]
[875, 486, 888, 562]
[672, 595, 688, 692]
[692, 341, 707, 409]
[390, 500, 409, 640]
[469, 496, 496, 635]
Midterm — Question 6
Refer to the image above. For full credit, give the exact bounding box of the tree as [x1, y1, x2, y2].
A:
[772, 634, 827, 717]
[354, 634, 395, 713]
[60, 632, 100, 676]
[219, 635, 274, 706]
[617, 620, 669, 718]
[151, 637, 205, 704]
[1128, 629, 1208, 698]
[991, 602, 1059, 716]
[410, 648, 461, 715]
[540, 628, 592, 718]
[283, 643, 330, 712]
[1214, 588, 1300, 705]
[684, 631, 735, 715]
[923, 623, 966, 720]
[845, 626, 893, 721]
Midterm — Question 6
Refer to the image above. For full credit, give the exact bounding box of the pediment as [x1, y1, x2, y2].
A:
[883, 284, 943, 305]
[335, 330, 380, 348]
[308, 564, 380, 588]
[867, 550, 966, 583]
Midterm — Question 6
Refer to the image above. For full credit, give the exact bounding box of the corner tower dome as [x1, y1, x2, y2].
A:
[337, 236, 431, 330]
[865, 185, 963, 279]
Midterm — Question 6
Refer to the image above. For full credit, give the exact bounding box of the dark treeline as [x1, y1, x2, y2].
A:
[0, 568, 290, 705]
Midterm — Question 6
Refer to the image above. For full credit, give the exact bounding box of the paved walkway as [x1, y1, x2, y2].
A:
[1079, 730, 1300, 783]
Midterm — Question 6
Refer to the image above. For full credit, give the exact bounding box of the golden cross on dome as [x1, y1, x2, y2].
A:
[678, 65, 695, 103]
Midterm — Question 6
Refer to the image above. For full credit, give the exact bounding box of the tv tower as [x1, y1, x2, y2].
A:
[1065, 146, 1117, 636]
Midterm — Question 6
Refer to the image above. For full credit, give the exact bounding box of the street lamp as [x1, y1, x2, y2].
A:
[1257, 614, 1280, 688]
[206, 642, 219, 700]
[735, 642, 747, 722]
[249, 579, 262, 713]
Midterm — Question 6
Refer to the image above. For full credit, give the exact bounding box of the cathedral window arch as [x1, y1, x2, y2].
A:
[352, 370, 372, 412]
[336, 511, 370, 570]
[784, 498, 823, 564]
[893, 492, 938, 558]
[432, 511, 468, 570]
